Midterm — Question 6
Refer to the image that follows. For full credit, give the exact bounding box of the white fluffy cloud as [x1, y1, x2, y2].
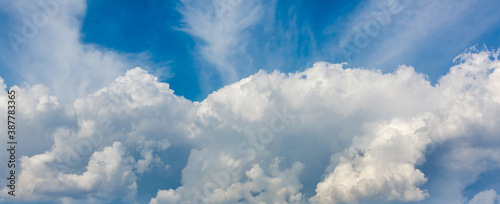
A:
[151, 157, 305, 204]
[468, 189, 499, 204]
[1, 49, 500, 203]
[0, 68, 194, 202]
[18, 142, 137, 203]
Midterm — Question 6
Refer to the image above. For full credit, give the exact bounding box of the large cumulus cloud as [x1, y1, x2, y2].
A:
[0, 49, 500, 203]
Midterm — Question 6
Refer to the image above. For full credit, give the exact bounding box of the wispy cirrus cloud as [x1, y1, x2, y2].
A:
[324, 0, 500, 73]
[177, 0, 276, 84]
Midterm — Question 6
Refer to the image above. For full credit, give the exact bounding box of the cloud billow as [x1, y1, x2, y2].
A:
[1, 48, 500, 203]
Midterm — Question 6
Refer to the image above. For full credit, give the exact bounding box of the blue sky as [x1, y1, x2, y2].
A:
[2, 0, 500, 101]
[78, 0, 500, 101]
[2, 0, 500, 203]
